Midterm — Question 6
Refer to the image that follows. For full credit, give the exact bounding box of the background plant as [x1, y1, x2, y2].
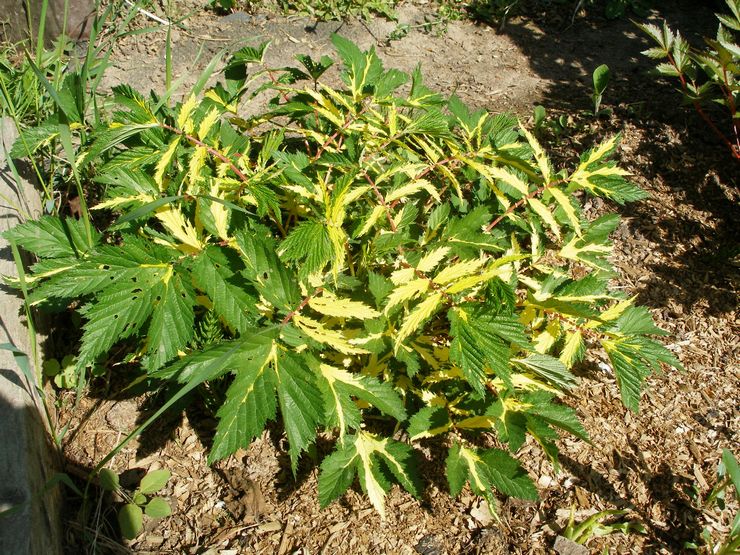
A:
[639, 0, 740, 160]
[685, 449, 740, 554]
[98, 468, 172, 540]
[4, 36, 681, 517]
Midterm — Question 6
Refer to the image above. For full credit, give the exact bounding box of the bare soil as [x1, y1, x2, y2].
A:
[55, 1, 738, 553]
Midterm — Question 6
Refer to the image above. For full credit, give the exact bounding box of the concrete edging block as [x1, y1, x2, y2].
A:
[0, 116, 62, 554]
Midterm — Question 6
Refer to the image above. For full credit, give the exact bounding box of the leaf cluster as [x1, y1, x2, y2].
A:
[639, 0, 740, 159]
[5, 36, 681, 517]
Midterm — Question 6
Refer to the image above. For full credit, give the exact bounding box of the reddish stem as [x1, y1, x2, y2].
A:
[281, 287, 323, 325]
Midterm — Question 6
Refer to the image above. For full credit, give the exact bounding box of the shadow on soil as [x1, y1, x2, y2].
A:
[491, 0, 738, 316]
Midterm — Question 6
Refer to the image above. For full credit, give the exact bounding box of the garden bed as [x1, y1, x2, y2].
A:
[17, 1, 740, 553]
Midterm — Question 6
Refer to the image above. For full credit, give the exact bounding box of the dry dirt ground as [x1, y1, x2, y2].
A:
[52, 1, 739, 553]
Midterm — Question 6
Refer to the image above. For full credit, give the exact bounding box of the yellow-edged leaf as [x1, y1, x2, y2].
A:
[384, 279, 429, 313]
[209, 181, 230, 240]
[154, 137, 181, 190]
[155, 205, 203, 253]
[309, 292, 380, 320]
[395, 293, 442, 349]
[385, 179, 440, 203]
[559, 331, 584, 368]
[433, 257, 487, 285]
[177, 94, 198, 132]
[520, 122, 552, 183]
[293, 315, 369, 355]
[549, 187, 581, 235]
[416, 247, 450, 273]
[356, 205, 386, 237]
[198, 108, 221, 140]
[527, 197, 560, 238]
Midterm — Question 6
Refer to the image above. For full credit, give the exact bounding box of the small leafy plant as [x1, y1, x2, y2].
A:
[639, 0, 740, 160]
[561, 507, 645, 546]
[592, 64, 611, 116]
[687, 449, 740, 554]
[5, 37, 681, 517]
[99, 468, 172, 540]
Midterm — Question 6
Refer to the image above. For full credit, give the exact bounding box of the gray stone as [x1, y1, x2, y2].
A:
[0, 0, 95, 44]
[0, 116, 62, 554]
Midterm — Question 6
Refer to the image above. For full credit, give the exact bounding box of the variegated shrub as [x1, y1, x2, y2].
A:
[5, 36, 681, 517]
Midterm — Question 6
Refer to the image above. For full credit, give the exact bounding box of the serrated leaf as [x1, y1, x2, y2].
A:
[318, 439, 359, 508]
[77, 281, 158, 368]
[274, 351, 323, 473]
[559, 331, 585, 368]
[408, 406, 450, 440]
[318, 432, 421, 519]
[319, 363, 405, 439]
[520, 123, 552, 183]
[515, 353, 576, 390]
[528, 197, 560, 239]
[603, 342, 649, 413]
[449, 307, 526, 393]
[293, 315, 370, 355]
[209, 342, 277, 462]
[139, 469, 171, 494]
[146, 272, 195, 370]
[395, 293, 443, 349]
[3, 216, 96, 258]
[384, 279, 429, 313]
[309, 292, 380, 320]
[280, 220, 333, 278]
[192, 247, 256, 334]
[479, 449, 538, 500]
[154, 136, 181, 189]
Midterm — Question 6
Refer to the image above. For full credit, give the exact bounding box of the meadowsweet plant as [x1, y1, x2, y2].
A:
[5, 37, 681, 517]
[639, 0, 740, 160]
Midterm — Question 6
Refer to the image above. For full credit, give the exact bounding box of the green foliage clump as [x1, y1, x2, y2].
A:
[5, 37, 681, 517]
[639, 0, 740, 160]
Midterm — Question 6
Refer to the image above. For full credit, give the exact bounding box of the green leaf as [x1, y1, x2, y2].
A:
[274, 352, 323, 474]
[118, 503, 143, 539]
[3, 216, 97, 259]
[139, 469, 171, 494]
[479, 449, 538, 500]
[77, 281, 158, 368]
[209, 341, 277, 462]
[144, 497, 172, 518]
[449, 306, 526, 393]
[445, 443, 468, 497]
[446, 442, 537, 510]
[146, 272, 195, 371]
[318, 439, 359, 508]
[722, 449, 740, 494]
[279, 220, 333, 278]
[604, 344, 649, 413]
[152, 328, 278, 383]
[612, 306, 666, 336]
[318, 433, 421, 518]
[592, 64, 611, 95]
[99, 468, 119, 492]
[515, 353, 577, 390]
[522, 391, 589, 441]
[408, 406, 450, 441]
[192, 247, 257, 334]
